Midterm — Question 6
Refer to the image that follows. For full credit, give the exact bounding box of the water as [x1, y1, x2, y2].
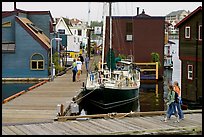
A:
[2, 82, 37, 101]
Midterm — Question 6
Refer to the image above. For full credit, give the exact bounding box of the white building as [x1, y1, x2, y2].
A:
[164, 40, 175, 68]
[69, 18, 89, 50]
[165, 10, 190, 39]
[55, 17, 81, 52]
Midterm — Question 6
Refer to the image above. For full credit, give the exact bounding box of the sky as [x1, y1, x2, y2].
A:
[2, 2, 202, 22]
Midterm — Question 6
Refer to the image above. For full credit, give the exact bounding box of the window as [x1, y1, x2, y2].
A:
[27, 23, 43, 34]
[187, 65, 193, 80]
[78, 29, 82, 36]
[2, 43, 15, 53]
[199, 25, 202, 41]
[185, 26, 190, 38]
[2, 21, 11, 27]
[30, 53, 44, 70]
[58, 29, 65, 34]
[126, 22, 133, 41]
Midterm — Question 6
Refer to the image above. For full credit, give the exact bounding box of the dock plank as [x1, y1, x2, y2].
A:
[2, 65, 87, 124]
[87, 119, 115, 132]
[2, 126, 17, 135]
[2, 113, 202, 135]
[6, 125, 27, 135]
[60, 122, 87, 134]
[67, 120, 103, 134]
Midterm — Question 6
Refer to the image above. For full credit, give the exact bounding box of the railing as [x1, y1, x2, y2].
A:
[134, 62, 158, 80]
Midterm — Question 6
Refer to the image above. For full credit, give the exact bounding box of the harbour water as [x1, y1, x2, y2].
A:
[2, 82, 37, 101]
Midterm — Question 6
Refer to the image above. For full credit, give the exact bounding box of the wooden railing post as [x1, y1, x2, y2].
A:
[156, 62, 158, 80]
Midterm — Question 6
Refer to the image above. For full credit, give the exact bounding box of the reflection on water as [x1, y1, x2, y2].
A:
[139, 81, 164, 112]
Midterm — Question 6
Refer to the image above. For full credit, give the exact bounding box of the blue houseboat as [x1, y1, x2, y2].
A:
[2, 8, 55, 80]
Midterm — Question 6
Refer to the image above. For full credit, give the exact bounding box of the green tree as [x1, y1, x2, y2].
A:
[151, 52, 161, 67]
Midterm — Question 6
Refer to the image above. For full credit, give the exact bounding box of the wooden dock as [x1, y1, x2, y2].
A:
[2, 55, 102, 125]
[2, 66, 87, 125]
[2, 110, 202, 135]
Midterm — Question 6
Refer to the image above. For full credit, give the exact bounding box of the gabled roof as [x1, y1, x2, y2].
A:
[15, 16, 51, 50]
[175, 6, 202, 28]
[166, 10, 187, 17]
[55, 17, 73, 35]
[2, 8, 54, 23]
[70, 18, 82, 26]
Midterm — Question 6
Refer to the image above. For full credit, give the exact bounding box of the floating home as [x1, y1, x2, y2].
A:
[104, 9, 165, 80]
[175, 6, 202, 105]
[2, 8, 55, 80]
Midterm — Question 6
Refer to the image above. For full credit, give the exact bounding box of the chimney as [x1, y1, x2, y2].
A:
[137, 7, 139, 15]
[14, 2, 16, 10]
[142, 9, 145, 14]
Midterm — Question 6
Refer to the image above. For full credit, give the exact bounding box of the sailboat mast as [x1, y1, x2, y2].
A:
[109, 2, 112, 78]
[101, 3, 107, 72]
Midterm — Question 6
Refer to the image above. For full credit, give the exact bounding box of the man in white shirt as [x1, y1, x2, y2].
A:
[76, 58, 82, 82]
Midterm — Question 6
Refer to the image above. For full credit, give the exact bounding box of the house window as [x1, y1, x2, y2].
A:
[78, 29, 82, 36]
[185, 26, 190, 39]
[58, 29, 65, 34]
[187, 65, 193, 80]
[30, 53, 44, 70]
[2, 43, 15, 53]
[199, 25, 202, 41]
[126, 22, 133, 41]
[2, 21, 11, 27]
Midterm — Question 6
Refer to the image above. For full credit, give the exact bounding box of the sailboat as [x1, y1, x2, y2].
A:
[83, 2, 140, 113]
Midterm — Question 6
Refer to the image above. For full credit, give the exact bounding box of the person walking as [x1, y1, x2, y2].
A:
[78, 54, 84, 65]
[72, 59, 77, 82]
[163, 84, 179, 122]
[173, 81, 184, 121]
[78, 54, 84, 74]
[85, 54, 90, 72]
[76, 58, 82, 82]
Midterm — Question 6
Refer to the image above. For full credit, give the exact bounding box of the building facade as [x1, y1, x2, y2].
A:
[175, 6, 202, 104]
[165, 10, 190, 39]
[2, 8, 54, 79]
[105, 10, 165, 78]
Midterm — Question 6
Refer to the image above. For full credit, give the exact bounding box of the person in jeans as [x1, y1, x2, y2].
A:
[164, 84, 179, 122]
[72, 59, 77, 82]
[85, 54, 90, 72]
[173, 81, 184, 121]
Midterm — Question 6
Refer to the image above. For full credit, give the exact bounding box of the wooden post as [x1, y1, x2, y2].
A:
[57, 104, 64, 116]
[156, 62, 158, 80]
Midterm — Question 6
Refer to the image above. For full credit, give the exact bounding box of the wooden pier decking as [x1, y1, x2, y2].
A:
[2, 55, 102, 125]
[2, 66, 87, 125]
[2, 111, 202, 135]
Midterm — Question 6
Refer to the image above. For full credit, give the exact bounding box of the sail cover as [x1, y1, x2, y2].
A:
[106, 48, 116, 70]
